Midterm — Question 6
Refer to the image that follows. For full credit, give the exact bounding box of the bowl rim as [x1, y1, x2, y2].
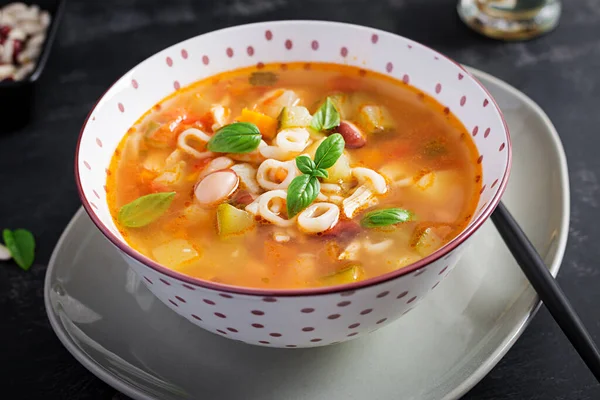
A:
[75, 20, 512, 297]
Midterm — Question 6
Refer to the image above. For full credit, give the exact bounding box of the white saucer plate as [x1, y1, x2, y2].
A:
[45, 68, 569, 400]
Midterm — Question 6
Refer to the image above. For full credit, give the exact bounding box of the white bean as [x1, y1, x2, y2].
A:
[3, 3, 28, 15]
[0, 12, 17, 26]
[177, 128, 213, 159]
[17, 45, 40, 64]
[13, 62, 33, 80]
[297, 202, 340, 233]
[28, 33, 46, 49]
[16, 5, 39, 22]
[19, 20, 42, 35]
[39, 11, 51, 28]
[8, 27, 25, 40]
[2, 38, 14, 64]
[0, 64, 15, 80]
[0, 243, 11, 261]
[194, 169, 239, 206]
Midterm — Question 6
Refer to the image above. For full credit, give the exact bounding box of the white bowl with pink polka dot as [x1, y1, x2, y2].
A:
[75, 21, 511, 348]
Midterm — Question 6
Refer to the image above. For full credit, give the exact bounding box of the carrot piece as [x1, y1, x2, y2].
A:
[274, 167, 288, 183]
[237, 108, 278, 139]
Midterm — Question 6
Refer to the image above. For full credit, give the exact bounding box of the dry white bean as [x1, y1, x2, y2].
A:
[13, 61, 33, 80]
[194, 169, 239, 206]
[39, 10, 50, 28]
[8, 27, 25, 40]
[0, 13, 17, 26]
[0, 64, 14, 80]
[0, 243, 11, 261]
[28, 32, 45, 48]
[17, 45, 40, 64]
[16, 6, 39, 22]
[2, 38, 14, 64]
[3, 3, 28, 15]
[19, 20, 42, 35]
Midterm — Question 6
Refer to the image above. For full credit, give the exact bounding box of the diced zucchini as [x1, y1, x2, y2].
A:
[216, 203, 255, 237]
[278, 106, 312, 129]
[323, 153, 352, 183]
[413, 227, 444, 257]
[356, 104, 395, 135]
[152, 239, 200, 269]
[321, 263, 365, 286]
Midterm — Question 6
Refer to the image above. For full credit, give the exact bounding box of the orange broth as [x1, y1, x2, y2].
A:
[106, 62, 482, 289]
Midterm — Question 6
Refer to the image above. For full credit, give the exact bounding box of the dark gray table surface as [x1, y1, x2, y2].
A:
[1, 0, 599, 398]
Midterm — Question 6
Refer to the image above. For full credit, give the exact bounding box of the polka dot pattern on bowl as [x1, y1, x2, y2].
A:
[76, 21, 510, 348]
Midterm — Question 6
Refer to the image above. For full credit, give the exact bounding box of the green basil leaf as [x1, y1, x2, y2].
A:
[3, 229, 35, 270]
[314, 133, 345, 170]
[310, 97, 341, 132]
[311, 168, 329, 179]
[118, 192, 176, 228]
[207, 122, 262, 154]
[295, 155, 316, 175]
[360, 208, 413, 228]
[249, 71, 278, 86]
[286, 174, 320, 218]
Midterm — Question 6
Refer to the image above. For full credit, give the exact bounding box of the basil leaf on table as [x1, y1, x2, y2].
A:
[286, 174, 321, 218]
[295, 155, 316, 175]
[207, 122, 262, 154]
[2, 229, 35, 270]
[118, 192, 176, 228]
[314, 133, 345, 170]
[310, 97, 341, 132]
[360, 208, 414, 228]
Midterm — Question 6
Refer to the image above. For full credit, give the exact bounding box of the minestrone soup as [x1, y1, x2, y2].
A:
[106, 63, 482, 289]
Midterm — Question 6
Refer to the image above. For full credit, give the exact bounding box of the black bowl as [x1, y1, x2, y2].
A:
[0, 0, 66, 133]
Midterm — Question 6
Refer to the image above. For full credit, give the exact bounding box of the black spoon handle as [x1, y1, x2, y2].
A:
[491, 201, 600, 383]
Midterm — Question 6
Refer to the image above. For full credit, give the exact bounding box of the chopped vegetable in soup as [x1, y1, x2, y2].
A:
[106, 63, 482, 289]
